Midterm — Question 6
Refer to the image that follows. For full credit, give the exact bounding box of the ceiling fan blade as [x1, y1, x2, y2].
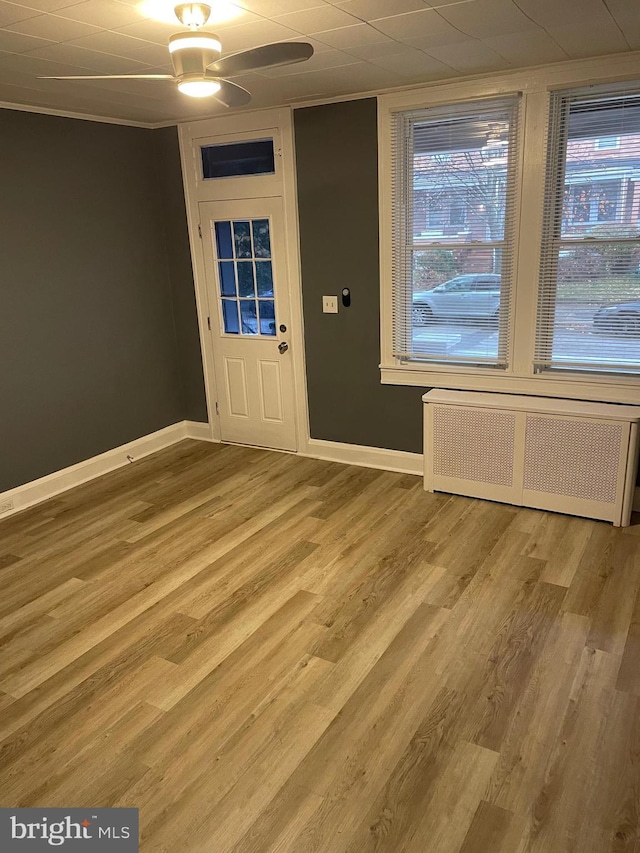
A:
[208, 42, 313, 77]
[38, 74, 174, 80]
[214, 79, 252, 108]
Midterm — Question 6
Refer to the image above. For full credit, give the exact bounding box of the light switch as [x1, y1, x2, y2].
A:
[323, 295, 338, 314]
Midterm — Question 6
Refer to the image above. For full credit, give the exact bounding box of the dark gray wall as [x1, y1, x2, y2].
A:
[294, 98, 425, 454]
[153, 126, 207, 423]
[0, 109, 205, 492]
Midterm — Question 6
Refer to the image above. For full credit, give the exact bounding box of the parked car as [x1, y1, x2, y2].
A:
[412, 274, 501, 325]
[593, 301, 640, 335]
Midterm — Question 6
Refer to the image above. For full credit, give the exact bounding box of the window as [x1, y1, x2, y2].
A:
[536, 86, 640, 374]
[201, 139, 275, 179]
[563, 180, 620, 227]
[214, 219, 276, 336]
[391, 96, 520, 368]
[381, 64, 640, 403]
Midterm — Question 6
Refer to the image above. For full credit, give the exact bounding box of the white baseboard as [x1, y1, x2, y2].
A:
[0, 420, 214, 520]
[302, 438, 423, 476]
[185, 420, 215, 441]
[0, 426, 417, 522]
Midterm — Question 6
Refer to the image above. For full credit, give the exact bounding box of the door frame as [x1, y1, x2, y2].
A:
[177, 108, 309, 451]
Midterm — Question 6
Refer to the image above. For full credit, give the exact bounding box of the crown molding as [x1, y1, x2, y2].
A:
[0, 99, 154, 128]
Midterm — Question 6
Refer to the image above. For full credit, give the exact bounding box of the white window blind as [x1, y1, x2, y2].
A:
[391, 96, 520, 367]
[536, 84, 640, 374]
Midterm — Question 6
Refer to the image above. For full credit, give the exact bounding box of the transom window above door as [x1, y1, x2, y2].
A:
[214, 219, 276, 337]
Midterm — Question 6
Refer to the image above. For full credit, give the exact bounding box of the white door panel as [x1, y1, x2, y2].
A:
[200, 197, 297, 451]
[224, 357, 249, 418]
[258, 360, 284, 423]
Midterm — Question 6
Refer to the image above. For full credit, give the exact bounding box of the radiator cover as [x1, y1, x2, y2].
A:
[423, 390, 640, 526]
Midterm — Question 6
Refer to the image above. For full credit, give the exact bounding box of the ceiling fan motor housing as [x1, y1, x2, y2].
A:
[168, 31, 222, 77]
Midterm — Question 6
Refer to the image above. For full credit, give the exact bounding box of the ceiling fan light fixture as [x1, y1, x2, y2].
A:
[168, 32, 221, 53]
[174, 2, 210, 27]
[169, 30, 221, 76]
[138, 0, 241, 26]
[177, 77, 221, 97]
[38, 15, 312, 109]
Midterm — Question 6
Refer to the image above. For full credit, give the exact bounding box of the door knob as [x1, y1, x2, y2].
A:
[278, 341, 289, 354]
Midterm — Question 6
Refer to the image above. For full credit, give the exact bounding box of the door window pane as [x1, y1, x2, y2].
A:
[256, 261, 274, 296]
[214, 221, 233, 259]
[259, 299, 276, 336]
[221, 299, 239, 334]
[218, 261, 236, 296]
[213, 218, 278, 337]
[240, 300, 258, 334]
[233, 221, 252, 258]
[252, 219, 271, 258]
[236, 261, 255, 297]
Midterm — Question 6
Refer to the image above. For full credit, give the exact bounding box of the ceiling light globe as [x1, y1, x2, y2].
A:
[177, 78, 221, 97]
[174, 2, 210, 27]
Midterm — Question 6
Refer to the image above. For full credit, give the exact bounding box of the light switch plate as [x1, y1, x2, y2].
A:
[323, 295, 338, 314]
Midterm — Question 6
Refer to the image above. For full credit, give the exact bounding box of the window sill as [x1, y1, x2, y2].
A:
[380, 364, 640, 405]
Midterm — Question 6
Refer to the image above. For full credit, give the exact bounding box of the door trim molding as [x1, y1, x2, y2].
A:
[177, 108, 309, 452]
[279, 110, 311, 454]
[0, 421, 216, 520]
[178, 124, 221, 443]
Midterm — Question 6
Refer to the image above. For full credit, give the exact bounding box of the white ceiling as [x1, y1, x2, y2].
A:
[0, 0, 638, 125]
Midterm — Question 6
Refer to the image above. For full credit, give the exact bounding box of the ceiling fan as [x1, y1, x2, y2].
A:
[38, 2, 314, 105]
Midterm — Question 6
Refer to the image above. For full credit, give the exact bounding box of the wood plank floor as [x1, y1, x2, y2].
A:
[1, 440, 639, 852]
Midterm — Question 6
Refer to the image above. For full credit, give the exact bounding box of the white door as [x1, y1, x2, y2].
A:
[200, 197, 297, 451]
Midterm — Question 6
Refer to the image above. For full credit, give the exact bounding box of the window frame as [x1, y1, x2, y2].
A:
[378, 57, 640, 405]
[190, 126, 282, 198]
[535, 83, 640, 376]
[392, 95, 519, 370]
